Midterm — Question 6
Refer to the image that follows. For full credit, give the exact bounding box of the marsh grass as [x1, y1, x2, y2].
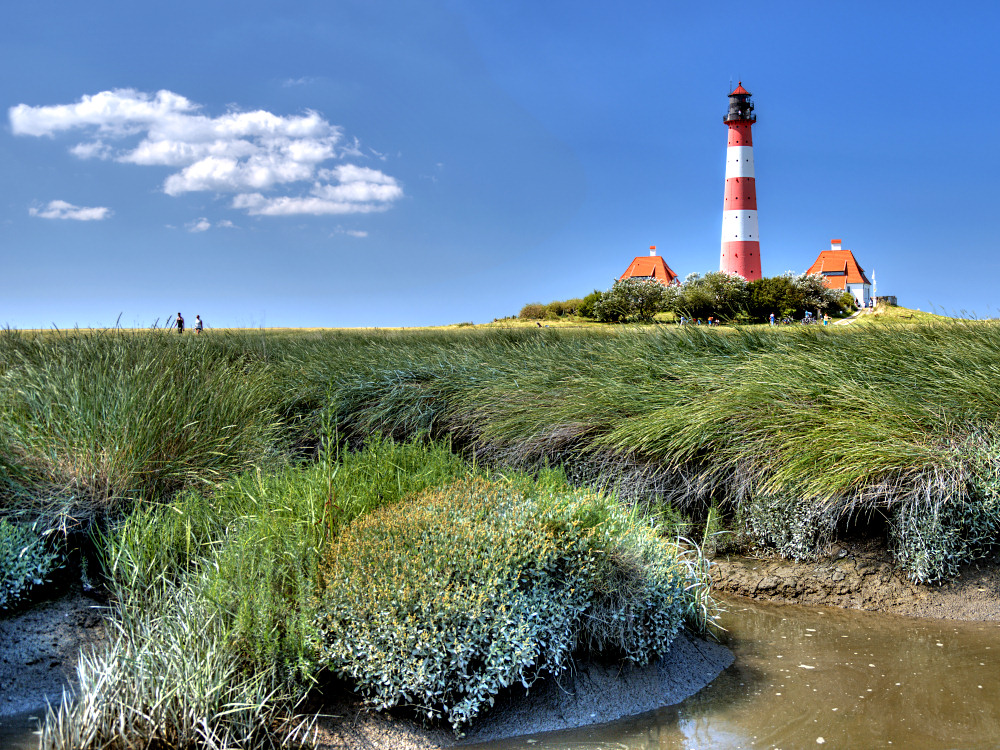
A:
[48, 435, 706, 746]
[40, 573, 316, 750]
[7, 319, 996, 583]
[43, 437, 474, 749]
[0, 328, 285, 528]
[301, 322, 1000, 581]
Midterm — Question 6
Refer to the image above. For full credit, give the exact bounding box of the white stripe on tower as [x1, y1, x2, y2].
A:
[719, 82, 761, 281]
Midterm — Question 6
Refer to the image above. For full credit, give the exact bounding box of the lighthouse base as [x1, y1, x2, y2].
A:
[720, 241, 762, 281]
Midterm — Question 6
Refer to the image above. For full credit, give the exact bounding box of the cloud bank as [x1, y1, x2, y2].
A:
[29, 200, 111, 221]
[10, 89, 403, 217]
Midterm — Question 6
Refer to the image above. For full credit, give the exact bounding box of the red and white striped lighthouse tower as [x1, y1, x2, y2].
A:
[720, 82, 761, 280]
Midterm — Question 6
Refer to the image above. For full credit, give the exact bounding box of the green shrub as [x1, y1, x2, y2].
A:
[735, 494, 837, 561]
[0, 518, 61, 609]
[518, 303, 546, 320]
[545, 300, 566, 318]
[315, 478, 689, 732]
[594, 278, 672, 323]
[578, 290, 603, 319]
[892, 491, 1000, 583]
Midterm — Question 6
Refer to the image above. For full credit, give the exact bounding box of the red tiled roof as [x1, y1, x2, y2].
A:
[729, 82, 750, 96]
[806, 249, 872, 290]
[619, 256, 679, 285]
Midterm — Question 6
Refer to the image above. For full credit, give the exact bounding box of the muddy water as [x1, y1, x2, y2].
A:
[0, 710, 42, 750]
[476, 598, 1000, 749]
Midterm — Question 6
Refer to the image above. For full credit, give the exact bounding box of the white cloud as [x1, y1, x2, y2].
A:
[234, 164, 403, 216]
[29, 200, 112, 221]
[233, 193, 390, 216]
[185, 217, 236, 232]
[10, 89, 403, 217]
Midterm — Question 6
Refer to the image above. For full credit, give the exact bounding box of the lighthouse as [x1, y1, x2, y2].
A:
[720, 82, 761, 280]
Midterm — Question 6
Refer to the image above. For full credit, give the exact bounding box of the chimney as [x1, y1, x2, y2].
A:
[649, 245, 656, 256]
[831, 239, 842, 251]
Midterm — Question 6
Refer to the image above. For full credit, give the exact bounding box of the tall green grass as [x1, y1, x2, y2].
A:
[0, 328, 286, 524]
[7, 321, 997, 583]
[295, 323, 1000, 581]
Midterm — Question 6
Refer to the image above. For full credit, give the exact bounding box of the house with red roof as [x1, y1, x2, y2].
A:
[619, 247, 679, 286]
[806, 239, 872, 307]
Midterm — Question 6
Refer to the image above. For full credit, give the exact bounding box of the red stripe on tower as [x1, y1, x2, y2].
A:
[720, 82, 761, 280]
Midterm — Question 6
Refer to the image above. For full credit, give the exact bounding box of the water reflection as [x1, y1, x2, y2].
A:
[473, 598, 1000, 749]
[0, 710, 42, 750]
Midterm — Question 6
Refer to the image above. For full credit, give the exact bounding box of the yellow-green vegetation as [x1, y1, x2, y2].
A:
[852, 303, 959, 325]
[3, 318, 998, 746]
[37, 437, 704, 748]
[315, 477, 692, 731]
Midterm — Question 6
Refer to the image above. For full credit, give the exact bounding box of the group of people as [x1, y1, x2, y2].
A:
[769, 312, 831, 326]
[175, 313, 204, 334]
[678, 316, 721, 326]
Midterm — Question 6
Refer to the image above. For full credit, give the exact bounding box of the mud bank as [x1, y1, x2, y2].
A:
[312, 631, 734, 750]
[710, 541, 1000, 621]
[1, 589, 731, 749]
[0, 589, 106, 719]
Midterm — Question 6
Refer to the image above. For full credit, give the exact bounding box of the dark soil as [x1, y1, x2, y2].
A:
[0, 586, 107, 719]
[710, 540, 1000, 621]
[310, 631, 734, 749]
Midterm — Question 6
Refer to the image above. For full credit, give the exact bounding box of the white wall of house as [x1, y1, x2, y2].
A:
[846, 283, 871, 307]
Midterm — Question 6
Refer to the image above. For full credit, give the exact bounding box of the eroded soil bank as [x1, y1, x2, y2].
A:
[710, 540, 1000, 621]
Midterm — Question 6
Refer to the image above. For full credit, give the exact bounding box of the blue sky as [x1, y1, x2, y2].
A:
[3, 0, 998, 328]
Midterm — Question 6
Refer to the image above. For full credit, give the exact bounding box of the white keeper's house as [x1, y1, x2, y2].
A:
[805, 239, 872, 307]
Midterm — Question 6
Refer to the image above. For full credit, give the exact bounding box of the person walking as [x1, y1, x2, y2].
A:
[176, 313, 185, 334]
[769, 312, 775, 326]
[195, 315, 204, 334]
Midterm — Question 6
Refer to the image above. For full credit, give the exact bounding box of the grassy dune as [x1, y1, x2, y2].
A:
[5, 319, 998, 583]
[3, 316, 999, 746]
[0, 328, 713, 748]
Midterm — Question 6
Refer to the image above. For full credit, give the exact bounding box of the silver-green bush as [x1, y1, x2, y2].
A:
[0, 518, 60, 609]
[315, 478, 690, 732]
[736, 494, 838, 561]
